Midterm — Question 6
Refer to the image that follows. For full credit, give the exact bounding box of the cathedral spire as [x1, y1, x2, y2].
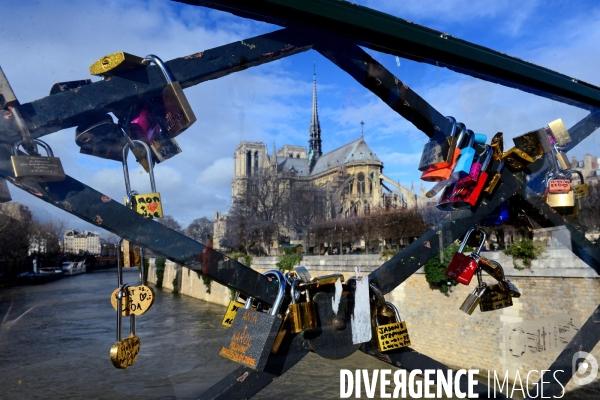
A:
[309, 68, 322, 159]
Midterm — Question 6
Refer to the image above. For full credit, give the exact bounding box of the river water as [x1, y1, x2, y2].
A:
[0, 268, 422, 400]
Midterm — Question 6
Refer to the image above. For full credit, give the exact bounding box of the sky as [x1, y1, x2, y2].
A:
[1, 0, 600, 235]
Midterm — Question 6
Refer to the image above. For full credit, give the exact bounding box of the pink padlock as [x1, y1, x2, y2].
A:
[454, 146, 492, 190]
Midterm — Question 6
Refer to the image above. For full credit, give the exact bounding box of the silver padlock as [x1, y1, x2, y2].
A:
[459, 283, 488, 315]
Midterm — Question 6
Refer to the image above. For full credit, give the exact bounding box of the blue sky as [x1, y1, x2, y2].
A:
[1, 0, 600, 233]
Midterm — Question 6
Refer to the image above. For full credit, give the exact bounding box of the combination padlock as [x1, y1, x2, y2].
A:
[220, 270, 287, 371]
[287, 279, 318, 334]
[122, 140, 163, 219]
[445, 227, 486, 285]
[375, 302, 411, 352]
[11, 139, 66, 182]
[418, 116, 458, 171]
[110, 284, 140, 369]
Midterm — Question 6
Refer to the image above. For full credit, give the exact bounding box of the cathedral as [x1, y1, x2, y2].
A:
[214, 73, 428, 251]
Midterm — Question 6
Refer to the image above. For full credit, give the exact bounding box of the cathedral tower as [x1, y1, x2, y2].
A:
[308, 71, 322, 159]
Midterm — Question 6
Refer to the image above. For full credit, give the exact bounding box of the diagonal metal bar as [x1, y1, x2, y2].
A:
[177, 0, 600, 110]
[369, 167, 521, 295]
[0, 28, 313, 146]
[360, 345, 509, 399]
[314, 39, 452, 140]
[198, 334, 310, 399]
[0, 155, 280, 305]
[526, 305, 600, 399]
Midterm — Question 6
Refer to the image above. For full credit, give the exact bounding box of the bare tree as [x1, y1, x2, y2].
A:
[0, 203, 33, 276]
[157, 215, 183, 232]
[183, 217, 213, 243]
[286, 182, 327, 252]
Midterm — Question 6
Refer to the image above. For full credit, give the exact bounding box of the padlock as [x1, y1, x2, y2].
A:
[502, 147, 533, 171]
[547, 118, 571, 146]
[220, 269, 287, 371]
[110, 284, 140, 369]
[455, 145, 493, 190]
[0, 178, 11, 203]
[418, 116, 458, 171]
[513, 128, 552, 158]
[11, 139, 66, 182]
[111, 285, 155, 316]
[477, 257, 520, 297]
[437, 154, 491, 209]
[548, 177, 571, 194]
[292, 266, 312, 283]
[89, 52, 148, 76]
[421, 122, 468, 181]
[122, 140, 163, 219]
[459, 283, 488, 315]
[451, 130, 487, 180]
[570, 170, 589, 199]
[546, 172, 575, 210]
[287, 279, 318, 334]
[490, 132, 504, 161]
[222, 292, 247, 328]
[375, 302, 411, 352]
[143, 55, 196, 139]
[445, 227, 486, 285]
[479, 284, 513, 312]
[553, 143, 572, 171]
[483, 160, 505, 196]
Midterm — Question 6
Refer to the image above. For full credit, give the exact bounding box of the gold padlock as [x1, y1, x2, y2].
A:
[111, 285, 155, 316]
[553, 143, 571, 171]
[479, 284, 513, 312]
[287, 280, 318, 334]
[569, 169, 589, 199]
[89, 52, 147, 76]
[11, 139, 66, 182]
[110, 285, 140, 369]
[502, 147, 533, 171]
[546, 190, 575, 207]
[547, 118, 572, 146]
[122, 140, 163, 219]
[375, 302, 410, 352]
[490, 132, 504, 161]
[513, 128, 552, 158]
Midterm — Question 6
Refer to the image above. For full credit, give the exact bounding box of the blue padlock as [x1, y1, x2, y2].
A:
[451, 130, 487, 180]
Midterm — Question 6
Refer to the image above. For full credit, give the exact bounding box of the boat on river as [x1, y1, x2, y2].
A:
[61, 259, 87, 276]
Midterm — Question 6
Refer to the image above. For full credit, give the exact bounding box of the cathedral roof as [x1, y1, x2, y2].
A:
[277, 157, 310, 176]
[310, 138, 381, 176]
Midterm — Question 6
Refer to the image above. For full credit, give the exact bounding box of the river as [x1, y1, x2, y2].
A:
[0, 268, 423, 399]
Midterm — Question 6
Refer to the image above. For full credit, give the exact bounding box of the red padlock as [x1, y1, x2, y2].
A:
[445, 227, 487, 285]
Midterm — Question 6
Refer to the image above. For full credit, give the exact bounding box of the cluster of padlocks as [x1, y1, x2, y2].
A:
[219, 267, 411, 371]
[422, 117, 588, 213]
[444, 227, 521, 315]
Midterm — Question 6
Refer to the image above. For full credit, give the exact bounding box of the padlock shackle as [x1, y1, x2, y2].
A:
[117, 238, 124, 287]
[480, 145, 494, 172]
[116, 283, 130, 342]
[457, 226, 487, 256]
[290, 279, 299, 305]
[122, 140, 156, 195]
[566, 169, 585, 184]
[465, 129, 475, 148]
[144, 54, 174, 84]
[384, 301, 402, 322]
[13, 138, 54, 157]
[264, 269, 287, 316]
[444, 116, 458, 138]
[455, 123, 468, 148]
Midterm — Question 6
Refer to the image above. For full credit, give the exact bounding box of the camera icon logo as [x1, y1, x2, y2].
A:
[572, 351, 598, 386]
